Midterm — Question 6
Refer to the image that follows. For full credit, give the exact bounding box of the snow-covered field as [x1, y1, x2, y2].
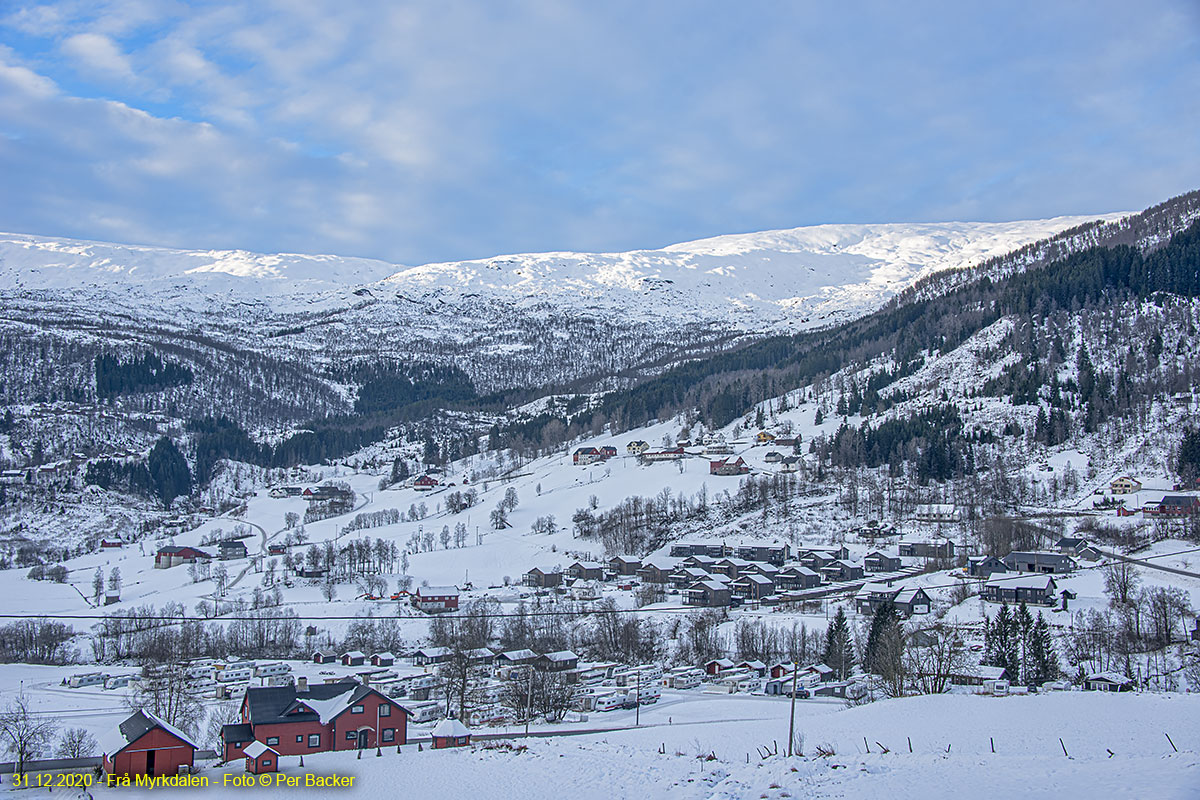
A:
[7, 692, 1196, 800]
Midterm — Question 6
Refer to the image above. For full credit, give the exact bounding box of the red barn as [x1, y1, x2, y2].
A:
[101, 710, 197, 779]
[243, 740, 279, 774]
[222, 679, 408, 761]
[413, 475, 439, 491]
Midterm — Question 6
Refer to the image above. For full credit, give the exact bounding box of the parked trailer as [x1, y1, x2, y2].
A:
[668, 672, 702, 690]
[594, 693, 625, 712]
[105, 675, 134, 690]
[636, 685, 661, 704]
[216, 666, 254, 683]
[68, 672, 107, 688]
[407, 702, 442, 723]
[255, 662, 292, 678]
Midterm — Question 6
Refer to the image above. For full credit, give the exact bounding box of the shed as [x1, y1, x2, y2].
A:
[430, 718, 472, 749]
[243, 740, 279, 774]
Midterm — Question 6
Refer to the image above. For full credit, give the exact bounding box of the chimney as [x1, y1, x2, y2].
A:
[297, 676, 308, 692]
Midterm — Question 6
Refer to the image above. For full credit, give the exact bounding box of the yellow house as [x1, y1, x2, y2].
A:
[755, 431, 776, 444]
[1110, 476, 1142, 494]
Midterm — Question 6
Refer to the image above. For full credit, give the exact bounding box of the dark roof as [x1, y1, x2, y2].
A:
[244, 681, 394, 726]
[220, 540, 247, 550]
[221, 723, 253, 744]
[118, 710, 158, 744]
[110, 710, 195, 752]
[1160, 495, 1199, 506]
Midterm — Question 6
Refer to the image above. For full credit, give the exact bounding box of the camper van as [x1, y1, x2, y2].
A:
[104, 675, 134, 690]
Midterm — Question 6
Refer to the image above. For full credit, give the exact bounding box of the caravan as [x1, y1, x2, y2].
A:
[594, 693, 625, 712]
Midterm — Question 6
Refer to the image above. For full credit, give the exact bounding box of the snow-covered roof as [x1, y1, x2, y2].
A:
[342, 650, 366, 659]
[985, 573, 1056, 589]
[415, 646, 452, 657]
[431, 718, 471, 738]
[689, 580, 728, 592]
[300, 686, 358, 724]
[371, 652, 395, 661]
[1087, 672, 1133, 685]
[541, 650, 578, 662]
[498, 649, 537, 661]
[417, 585, 460, 597]
[894, 588, 924, 604]
[243, 740, 278, 758]
[738, 574, 774, 585]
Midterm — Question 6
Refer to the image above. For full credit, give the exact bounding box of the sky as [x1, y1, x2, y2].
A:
[0, 1, 1198, 266]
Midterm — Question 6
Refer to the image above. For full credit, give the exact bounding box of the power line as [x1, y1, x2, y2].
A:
[5, 542, 1199, 625]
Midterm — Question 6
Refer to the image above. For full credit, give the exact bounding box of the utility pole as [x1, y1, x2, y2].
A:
[635, 670, 641, 727]
[524, 666, 534, 738]
[787, 660, 798, 756]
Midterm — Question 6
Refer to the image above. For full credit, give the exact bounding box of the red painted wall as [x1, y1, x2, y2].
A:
[248, 720, 328, 757]
[331, 694, 407, 751]
[105, 728, 194, 778]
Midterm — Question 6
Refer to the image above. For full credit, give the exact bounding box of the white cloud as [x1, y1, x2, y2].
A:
[60, 32, 137, 83]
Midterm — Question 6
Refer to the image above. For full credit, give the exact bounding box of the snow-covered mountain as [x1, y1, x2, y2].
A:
[0, 216, 1119, 330]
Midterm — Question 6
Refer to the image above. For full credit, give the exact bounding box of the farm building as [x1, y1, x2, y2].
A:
[101, 710, 197, 779]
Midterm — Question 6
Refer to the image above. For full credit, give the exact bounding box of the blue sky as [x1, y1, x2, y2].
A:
[0, 1, 1198, 265]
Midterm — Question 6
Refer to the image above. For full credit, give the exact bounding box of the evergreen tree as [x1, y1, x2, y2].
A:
[822, 607, 856, 680]
[1177, 428, 1200, 482]
[147, 437, 192, 509]
[1027, 612, 1059, 685]
[863, 601, 901, 675]
[984, 604, 1021, 681]
[1016, 601, 1035, 683]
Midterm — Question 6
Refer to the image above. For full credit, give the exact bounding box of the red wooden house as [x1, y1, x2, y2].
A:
[413, 586, 460, 613]
[101, 710, 197, 779]
[222, 679, 408, 761]
[413, 475, 439, 491]
[154, 546, 211, 569]
[709, 457, 750, 476]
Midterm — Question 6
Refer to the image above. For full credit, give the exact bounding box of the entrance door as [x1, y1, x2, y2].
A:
[357, 730, 368, 750]
[145, 750, 156, 776]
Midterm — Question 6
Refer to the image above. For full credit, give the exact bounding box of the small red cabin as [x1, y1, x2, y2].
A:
[430, 718, 471, 749]
[101, 710, 197, 779]
[243, 740, 279, 774]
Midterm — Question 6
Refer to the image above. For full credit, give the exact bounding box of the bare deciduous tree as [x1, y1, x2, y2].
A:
[0, 694, 58, 774]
